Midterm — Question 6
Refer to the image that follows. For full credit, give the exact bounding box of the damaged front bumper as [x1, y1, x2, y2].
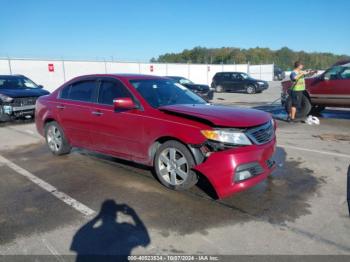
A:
[192, 138, 276, 199]
[0, 99, 37, 121]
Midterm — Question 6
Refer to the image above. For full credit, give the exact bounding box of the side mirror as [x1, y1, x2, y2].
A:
[37, 85, 44, 89]
[113, 97, 136, 111]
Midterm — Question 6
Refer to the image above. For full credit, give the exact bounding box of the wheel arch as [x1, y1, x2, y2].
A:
[148, 136, 203, 166]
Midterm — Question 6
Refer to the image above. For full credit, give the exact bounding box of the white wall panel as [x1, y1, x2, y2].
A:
[189, 64, 208, 84]
[63, 61, 106, 81]
[0, 59, 274, 92]
[0, 59, 11, 74]
[107, 62, 140, 74]
[139, 63, 167, 76]
[207, 65, 224, 85]
[235, 64, 249, 73]
[249, 64, 273, 81]
[9, 60, 65, 92]
[166, 63, 189, 78]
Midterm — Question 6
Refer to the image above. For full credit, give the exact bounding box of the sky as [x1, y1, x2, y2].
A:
[0, 0, 349, 61]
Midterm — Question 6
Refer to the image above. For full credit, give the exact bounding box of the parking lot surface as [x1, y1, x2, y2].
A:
[0, 82, 349, 258]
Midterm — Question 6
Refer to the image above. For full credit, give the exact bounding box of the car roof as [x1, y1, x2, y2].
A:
[332, 60, 350, 67]
[215, 72, 246, 75]
[0, 75, 26, 78]
[70, 74, 167, 81]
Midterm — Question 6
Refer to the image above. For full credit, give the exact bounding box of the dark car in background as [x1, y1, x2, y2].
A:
[211, 72, 269, 94]
[0, 75, 50, 122]
[166, 76, 214, 101]
[274, 66, 285, 81]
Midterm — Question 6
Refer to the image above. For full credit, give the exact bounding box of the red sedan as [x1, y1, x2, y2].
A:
[35, 74, 276, 199]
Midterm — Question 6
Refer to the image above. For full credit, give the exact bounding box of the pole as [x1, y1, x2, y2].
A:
[7, 57, 12, 75]
[62, 58, 66, 82]
[260, 64, 262, 80]
[188, 62, 190, 79]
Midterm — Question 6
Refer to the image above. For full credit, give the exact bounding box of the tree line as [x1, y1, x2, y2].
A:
[150, 47, 350, 70]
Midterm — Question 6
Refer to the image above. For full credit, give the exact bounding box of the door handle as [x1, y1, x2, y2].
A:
[91, 111, 104, 116]
[56, 105, 65, 109]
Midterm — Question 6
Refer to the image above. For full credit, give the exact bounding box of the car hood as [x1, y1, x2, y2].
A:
[0, 88, 50, 98]
[159, 104, 271, 128]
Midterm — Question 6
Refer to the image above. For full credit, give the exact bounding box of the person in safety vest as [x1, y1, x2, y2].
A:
[288, 61, 308, 122]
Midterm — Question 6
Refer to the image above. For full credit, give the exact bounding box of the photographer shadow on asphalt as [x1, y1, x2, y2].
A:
[70, 199, 150, 262]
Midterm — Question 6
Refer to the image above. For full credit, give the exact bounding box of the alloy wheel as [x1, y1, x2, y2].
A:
[247, 85, 255, 94]
[158, 147, 189, 186]
[47, 125, 62, 152]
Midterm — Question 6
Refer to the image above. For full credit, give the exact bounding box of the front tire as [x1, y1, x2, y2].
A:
[246, 85, 256, 94]
[45, 121, 71, 155]
[154, 140, 198, 190]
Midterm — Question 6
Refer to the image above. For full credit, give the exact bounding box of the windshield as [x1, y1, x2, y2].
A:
[0, 76, 39, 89]
[179, 78, 193, 85]
[130, 79, 206, 108]
[240, 73, 250, 79]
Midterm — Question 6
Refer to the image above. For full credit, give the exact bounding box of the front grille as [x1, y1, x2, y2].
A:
[12, 97, 37, 107]
[266, 158, 276, 169]
[248, 165, 264, 176]
[246, 121, 275, 145]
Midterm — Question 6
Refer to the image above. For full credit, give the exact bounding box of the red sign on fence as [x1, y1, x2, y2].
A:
[48, 64, 54, 72]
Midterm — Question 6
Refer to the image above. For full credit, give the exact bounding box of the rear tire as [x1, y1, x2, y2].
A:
[311, 105, 325, 115]
[45, 121, 71, 155]
[154, 140, 198, 191]
[285, 93, 312, 118]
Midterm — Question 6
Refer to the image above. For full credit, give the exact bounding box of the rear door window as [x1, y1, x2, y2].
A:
[60, 85, 71, 99]
[61, 80, 97, 102]
[221, 73, 231, 80]
[98, 80, 131, 105]
[231, 73, 239, 80]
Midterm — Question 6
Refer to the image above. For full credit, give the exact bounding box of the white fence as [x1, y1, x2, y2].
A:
[0, 58, 274, 92]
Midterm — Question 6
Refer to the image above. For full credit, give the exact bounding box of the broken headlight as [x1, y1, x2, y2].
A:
[201, 129, 252, 146]
[0, 94, 13, 103]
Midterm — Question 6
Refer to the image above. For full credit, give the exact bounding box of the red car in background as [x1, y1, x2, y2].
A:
[281, 61, 350, 117]
[35, 74, 276, 199]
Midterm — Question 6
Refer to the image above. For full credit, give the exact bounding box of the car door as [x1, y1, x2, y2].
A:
[220, 73, 234, 91]
[89, 78, 144, 160]
[231, 73, 245, 91]
[55, 79, 97, 149]
[309, 66, 350, 106]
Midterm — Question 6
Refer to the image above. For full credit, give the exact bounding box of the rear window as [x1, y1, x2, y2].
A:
[216, 73, 231, 79]
[60, 80, 96, 102]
